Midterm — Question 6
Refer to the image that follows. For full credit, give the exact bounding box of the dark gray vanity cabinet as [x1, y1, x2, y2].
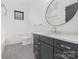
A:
[33, 34, 78, 59]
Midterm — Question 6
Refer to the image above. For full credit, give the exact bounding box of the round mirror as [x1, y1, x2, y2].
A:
[45, 0, 78, 26]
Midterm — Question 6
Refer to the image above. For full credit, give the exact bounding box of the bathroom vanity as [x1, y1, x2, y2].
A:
[33, 1, 78, 59]
[33, 34, 78, 59]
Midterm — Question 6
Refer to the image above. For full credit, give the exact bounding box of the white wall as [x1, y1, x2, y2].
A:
[1, 0, 31, 44]
[2, 0, 78, 45]
[29, 0, 51, 25]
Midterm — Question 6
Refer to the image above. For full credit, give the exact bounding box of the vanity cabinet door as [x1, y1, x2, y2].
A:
[39, 41, 53, 59]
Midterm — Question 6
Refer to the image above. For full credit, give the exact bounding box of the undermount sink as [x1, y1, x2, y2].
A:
[42, 30, 60, 36]
[42, 30, 78, 37]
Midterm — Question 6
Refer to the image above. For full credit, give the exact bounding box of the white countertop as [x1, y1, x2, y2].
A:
[33, 30, 78, 44]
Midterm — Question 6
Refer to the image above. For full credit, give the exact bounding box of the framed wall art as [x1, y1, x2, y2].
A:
[14, 10, 24, 20]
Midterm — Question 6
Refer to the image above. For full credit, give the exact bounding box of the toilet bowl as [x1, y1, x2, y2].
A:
[20, 34, 33, 45]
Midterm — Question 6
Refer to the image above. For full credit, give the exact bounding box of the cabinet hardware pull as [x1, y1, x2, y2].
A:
[61, 54, 69, 59]
[56, 54, 69, 59]
[61, 45, 71, 50]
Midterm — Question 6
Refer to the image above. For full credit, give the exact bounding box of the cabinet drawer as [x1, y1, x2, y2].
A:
[54, 39, 78, 51]
[40, 35, 54, 46]
[54, 48, 78, 59]
[34, 39, 39, 43]
[33, 34, 40, 43]
[34, 45, 39, 52]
